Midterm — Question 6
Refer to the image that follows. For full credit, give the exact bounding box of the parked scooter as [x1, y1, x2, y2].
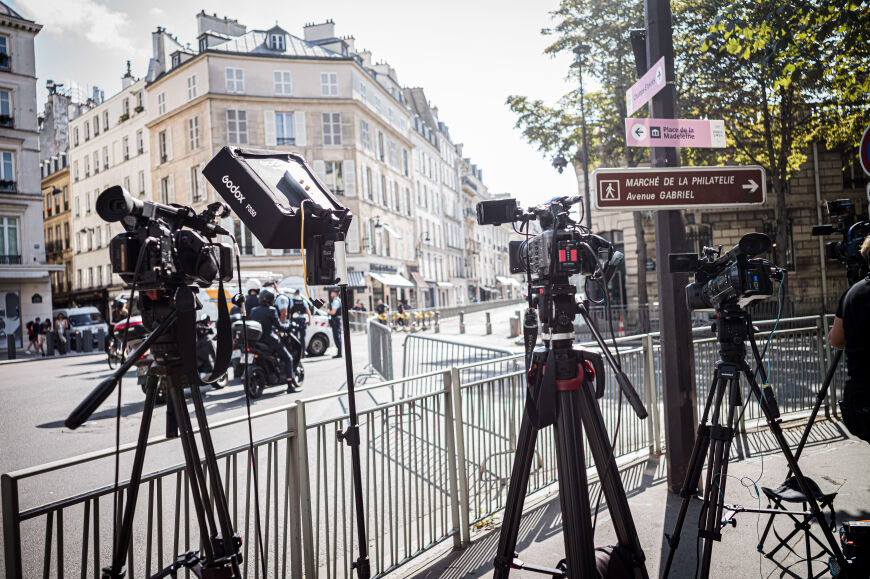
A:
[231, 317, 304, 398]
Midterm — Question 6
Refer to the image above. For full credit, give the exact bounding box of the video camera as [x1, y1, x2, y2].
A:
[668, 232, 782, 312]
[97, 186, 234, 291]
[812, 199, 870, 284]
[203, 147, 352, 286]
[477, 196, 623, 283]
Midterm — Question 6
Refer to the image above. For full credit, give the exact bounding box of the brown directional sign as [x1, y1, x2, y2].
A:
[592, 165, 766, 211]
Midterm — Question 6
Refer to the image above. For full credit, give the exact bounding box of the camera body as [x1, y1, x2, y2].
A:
[669, 233, 779, 312]
[812, 199, 869, 284]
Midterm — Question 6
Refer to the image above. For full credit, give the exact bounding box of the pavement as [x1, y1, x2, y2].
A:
[384, 420, 870, 579]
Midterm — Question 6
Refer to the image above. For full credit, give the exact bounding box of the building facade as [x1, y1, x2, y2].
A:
[40, 157, 71, 304]
[67, 73, 150, 317]
[0, 4, 59, 346]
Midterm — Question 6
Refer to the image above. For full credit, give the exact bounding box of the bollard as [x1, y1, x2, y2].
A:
[46, 331, 57, 356]
[508, 316, 518, 338]
[83, 330, 93, 353]
[459, 311, 465, 334]
[485, 312, 492, 335]
[6, 334, 15, 359]
[97, 329, 106, 351]
[434, 312, 440, 334]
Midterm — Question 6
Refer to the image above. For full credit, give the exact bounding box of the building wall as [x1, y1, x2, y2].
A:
[41, 165, 72, 301]
[68, 78, 150, 306]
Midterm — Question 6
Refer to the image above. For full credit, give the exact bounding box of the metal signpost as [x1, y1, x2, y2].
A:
[592, 165, 767, 211]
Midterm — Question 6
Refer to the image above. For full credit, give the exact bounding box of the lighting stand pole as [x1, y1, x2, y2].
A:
[573, 43, 592, 231]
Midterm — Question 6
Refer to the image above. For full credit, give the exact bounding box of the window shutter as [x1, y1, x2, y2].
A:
[294, 111, 306, 146]
[312, 160, 326, 183]
[168, 174, 175, 203]
[264, 110, 276, 147]
[198, 163, 207, 202]
[166, 127, 173, 161]
[187, 168, 193, 203]
[342, 160, 356, 197]
[346, 217, 360, 253]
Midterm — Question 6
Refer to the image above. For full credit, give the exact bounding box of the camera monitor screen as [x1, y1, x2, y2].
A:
[203, 147, 351, 249]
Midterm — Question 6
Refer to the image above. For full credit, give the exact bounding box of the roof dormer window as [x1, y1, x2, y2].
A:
[172, 53, 181, 68]
[270, 34, 285, 51]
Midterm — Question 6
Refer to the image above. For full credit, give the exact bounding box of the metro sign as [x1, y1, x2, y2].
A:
[592, 165, 767, 211]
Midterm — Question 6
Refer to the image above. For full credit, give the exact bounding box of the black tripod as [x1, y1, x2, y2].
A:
[493, 281, 650, 579]
[66, 287, 242, 578]
[662, 304, 848, 578]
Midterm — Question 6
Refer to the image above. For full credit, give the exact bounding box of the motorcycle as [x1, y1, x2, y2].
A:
[231, 318, 304, 399]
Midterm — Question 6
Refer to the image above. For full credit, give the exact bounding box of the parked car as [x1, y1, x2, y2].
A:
[276, 288, 334, 357]
[52, 307, 109, 347]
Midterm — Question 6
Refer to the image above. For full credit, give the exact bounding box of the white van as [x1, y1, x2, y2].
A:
[53, 306, 109, 346]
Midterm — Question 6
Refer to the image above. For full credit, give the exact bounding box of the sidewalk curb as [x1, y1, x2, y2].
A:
[0, 351, 104, 365]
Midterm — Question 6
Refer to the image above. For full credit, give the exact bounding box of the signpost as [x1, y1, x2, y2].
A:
[625, 118, 726, 148]
[592, 165, 766, 211]
[626, 56, 666, 115]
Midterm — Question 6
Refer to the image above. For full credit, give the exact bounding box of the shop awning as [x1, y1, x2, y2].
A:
[346, 271, 367, 288]
[368, 271, 415, 288]
[409, 271, 429, 287]
[481, 286, 498, 293]
[496, 276, 513, 285]
[436, 281, 453, 288]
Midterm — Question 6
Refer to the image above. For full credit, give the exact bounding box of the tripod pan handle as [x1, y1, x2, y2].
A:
[65, 376, 118, 429]
[616, 371, 648, 419]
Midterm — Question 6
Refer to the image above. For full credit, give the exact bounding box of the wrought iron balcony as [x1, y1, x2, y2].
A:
[0, 254, 22, 264]
[0, 114, 14, 128]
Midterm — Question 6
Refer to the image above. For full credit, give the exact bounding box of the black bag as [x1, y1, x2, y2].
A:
[839, 382, 870, 443]
[594, 544, 636, 579]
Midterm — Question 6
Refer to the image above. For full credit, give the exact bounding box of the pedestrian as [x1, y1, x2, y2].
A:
[24, 321, 37, 354]
[289, 289, 312, 357]
[55, 313, 69, 354]
[328, 289, 342, 358]
[34, 317, 46, 356]
[43, 318, 53, 354]
[375, 299, 386, 316]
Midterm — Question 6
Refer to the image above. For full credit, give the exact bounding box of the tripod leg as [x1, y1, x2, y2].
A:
[699, 375, 740, 579]
[493, 406, 540, 579]
[662, 368, 721, 578]
[106, 383, 158, 576]
[742, 368, 849, 572]
[791, 349, 842, 469]
[574, 377, 649, 579]
[554, 388, 597, 579]
[166, 384, 217, 563]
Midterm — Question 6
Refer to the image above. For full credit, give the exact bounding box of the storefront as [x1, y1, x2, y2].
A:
[367, 271, 415, 310]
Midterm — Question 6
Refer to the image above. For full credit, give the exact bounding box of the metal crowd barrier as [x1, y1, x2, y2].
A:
[367, 319, 394, 381]
[2, 313, 844, 578]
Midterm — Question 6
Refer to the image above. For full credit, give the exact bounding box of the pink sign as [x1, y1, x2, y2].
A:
[626, 56, 666, 115]
[625, 118, 726, 148]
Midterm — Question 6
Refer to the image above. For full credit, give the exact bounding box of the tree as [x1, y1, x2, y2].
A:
[507, 0, 652, 323]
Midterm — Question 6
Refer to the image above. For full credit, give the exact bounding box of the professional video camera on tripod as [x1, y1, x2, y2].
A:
[477, 195, 650, 578]
[661, 233, 852, 578]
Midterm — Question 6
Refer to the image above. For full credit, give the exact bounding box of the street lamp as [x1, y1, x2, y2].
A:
[571, 43, 592, 230]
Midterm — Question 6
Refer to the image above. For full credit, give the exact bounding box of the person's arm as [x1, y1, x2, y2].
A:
[828, 316, 845, 350]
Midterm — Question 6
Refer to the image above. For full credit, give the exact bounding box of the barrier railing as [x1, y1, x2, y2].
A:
[2, 313, 843, 578]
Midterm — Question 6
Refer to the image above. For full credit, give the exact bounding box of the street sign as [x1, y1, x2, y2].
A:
[860, 124, 870, 177]
[625, 118, 726, 148]
[626, 56, 666, 115]
[592, 165, 766, 211]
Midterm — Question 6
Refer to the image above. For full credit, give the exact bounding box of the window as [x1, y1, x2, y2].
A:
[157, 92, 165, 115]
[159, 130, 170, 163]
[138, 171, 145, 196]
[122, 98, 130, 117]
[88, 267, 93, 286]
[73, 161, 79, 181]
[136, 130, 144, 154]
[402, 149, 409, 177]
[84, 121, 90, 141]
[96, 266, 102, 287]
[269, 33, 285, 51]
[122, 136, 129, 160]
[374, 96, 381, 115]
[64, 223, 69, 248]
[388, 108, 394, 124]
[234, 219, 254, 255]
[187, 75, 197, 100]
[376, 131, 385, 162]
[102, 146, 109, 170]
[275, 112, 294, 145]
[188, 116, 200, 150]
[320, 72, 338, 96]
[92, 151, 99, 174]
[274, 70, 292, 95]
[0, 216, 19, 259]
[364, 166, 373, 200]
[360, 120, 371, 150]
[191, 166, 203, 201]
[0, 151, 13, 184]
[84, 156, 90, 177]
[359, 81, 367, 103]
[380, 174, 387, 205]
[73, 128, 79, 147]
[0, 89, 10, 118]
[103, 111, 109, 129]
[226, 68, 245, 93]
[171, 53, 181, 68]
[160, 176, 171, 204]
[77, 270, 81, 288]
[0, 36, 7, 69]
[123, 176, 130, 191]
[389, 141, 398, 167]
[137, 91, 144, 110]
[324, 161, 343, 195]
[74, 196, 80, 216]
[93, 114, 99, 136]
[226, 110, 248, 144]
[95, 227, 101, 249]
[63, 186, 68, 210]
[321, 112, 341, 145]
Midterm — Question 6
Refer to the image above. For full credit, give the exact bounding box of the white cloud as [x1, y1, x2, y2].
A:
[17, 0, 136, 52]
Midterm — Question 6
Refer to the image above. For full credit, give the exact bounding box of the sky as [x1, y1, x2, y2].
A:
[13, 0, 581, 208]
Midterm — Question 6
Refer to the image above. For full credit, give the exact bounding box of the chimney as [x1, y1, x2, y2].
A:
[303, 19, 336, 42]
[121, 60, 134, 89]
[151, 27, 166, 78]
[358, 49, 372, 68]
[92, 86, 103, 104]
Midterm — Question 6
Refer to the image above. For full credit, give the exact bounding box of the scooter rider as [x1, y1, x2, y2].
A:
[289, 289, 312, 358]
[248, 288, 301, 393]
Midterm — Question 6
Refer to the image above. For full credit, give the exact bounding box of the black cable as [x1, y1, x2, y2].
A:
[231, 238, 268, 577]
[111, 241, 147, 560]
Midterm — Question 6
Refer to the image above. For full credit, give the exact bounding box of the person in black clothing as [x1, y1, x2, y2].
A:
[249, 289, 300, 393]
[829, 236, 870, 442]
[375, 299, 386, 315]
[328, 289, 342, 358]
[289, 289, 311, 358]
[34, 317, 45, 356]
[244, 288, 260, 312]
